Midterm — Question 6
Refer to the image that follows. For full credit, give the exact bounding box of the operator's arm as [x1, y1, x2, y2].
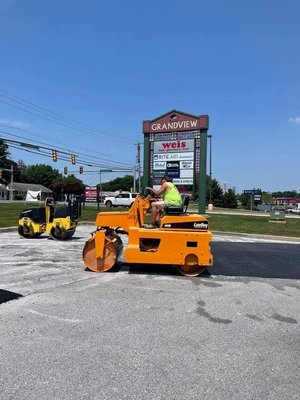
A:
[146, 182, 168, 197]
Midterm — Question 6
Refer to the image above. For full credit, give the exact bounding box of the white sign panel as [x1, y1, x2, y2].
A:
[180, 169, 194, 178]
[153, 152, 194, 162]
[26, 190, 41, 202]
[180, 160, 194, 169]
[173, 178, 194, 185]
[154, 139, 194, 153]
[153, 161, 166, 170]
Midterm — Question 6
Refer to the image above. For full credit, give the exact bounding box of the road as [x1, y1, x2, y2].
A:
[0, 225, 299, 400]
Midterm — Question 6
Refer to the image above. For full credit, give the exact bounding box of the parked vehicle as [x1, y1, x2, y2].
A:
[290, 208, 300, 214]
[104, 192, 139, 208]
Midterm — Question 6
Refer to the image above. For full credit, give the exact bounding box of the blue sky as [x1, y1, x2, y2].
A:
[0, 0, 299, 193]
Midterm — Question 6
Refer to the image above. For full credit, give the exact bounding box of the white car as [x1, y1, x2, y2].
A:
[104, 192, 139, 208]
[290, 208, 300, 214]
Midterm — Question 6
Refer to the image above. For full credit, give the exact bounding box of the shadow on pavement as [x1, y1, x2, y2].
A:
[0, 289, 23, 304]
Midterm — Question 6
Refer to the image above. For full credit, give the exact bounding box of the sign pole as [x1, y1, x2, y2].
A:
[143, 133, 150, 192]
[198, 129, 208, 214]
[133, 166, 136, 192]
[98, 171, 102, 210]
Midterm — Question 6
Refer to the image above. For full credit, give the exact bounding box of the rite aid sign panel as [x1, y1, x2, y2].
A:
[153, 152, 194, 161]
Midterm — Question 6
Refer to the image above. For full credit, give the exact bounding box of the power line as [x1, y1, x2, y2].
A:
[0, 121, 131, 165]
[0, 89, 135, 144]
[0, 131, 133, 167]
[7, 143, 131, 169]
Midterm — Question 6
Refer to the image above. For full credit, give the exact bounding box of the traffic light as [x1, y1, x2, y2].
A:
[79, 166, 83, 174]
[52, 150, 57, 162]
[64, 167, 68, 175]
[71, 154, 76, 165]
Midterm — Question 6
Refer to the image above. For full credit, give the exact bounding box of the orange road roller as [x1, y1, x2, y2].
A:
[82, 194, 213, 277]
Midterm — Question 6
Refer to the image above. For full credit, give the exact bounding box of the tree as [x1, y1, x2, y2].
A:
[0, 139, 11, 183]
[238, 193, 250, 208]
[23, 164, 62, 188]
[0, 140, 23, 183]
[206, 176, 224, 206]
[0, 139, 10, 160]
[100, 175, 135, 192]
[272, 190, 298, 198]
[261, 192, 273, 204]
[223, 188, 238, 208]
[51, 175, 85, 200]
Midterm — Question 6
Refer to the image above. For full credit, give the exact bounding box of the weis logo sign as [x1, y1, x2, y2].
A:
[162, 141, 187, 150]
[153, 139, 194, 154]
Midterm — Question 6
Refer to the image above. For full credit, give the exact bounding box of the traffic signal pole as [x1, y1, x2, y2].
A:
[10, 164, 13, 200]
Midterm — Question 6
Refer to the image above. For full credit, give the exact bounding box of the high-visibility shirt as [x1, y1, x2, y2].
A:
[163, 182, 182, 206]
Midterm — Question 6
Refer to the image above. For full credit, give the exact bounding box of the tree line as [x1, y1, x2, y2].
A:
[0, 139, 84, 199]
[1, 138, 299, 207]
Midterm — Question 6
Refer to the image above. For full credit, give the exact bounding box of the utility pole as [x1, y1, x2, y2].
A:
[10, 164, 13, 201]
[99, 171, 102, 208]
[136, 143, 141, 192]
[133, 166, 136, 192]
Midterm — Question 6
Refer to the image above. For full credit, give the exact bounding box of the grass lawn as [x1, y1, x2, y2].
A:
[207, 214, 300, 238]
[0, 202, 27, 228]
[0, 202, 299, 238]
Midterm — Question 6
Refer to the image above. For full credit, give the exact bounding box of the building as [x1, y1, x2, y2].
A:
[0, 183, 8, 200]
[6, 182, 52, 200]
[273, 197, 300, 207]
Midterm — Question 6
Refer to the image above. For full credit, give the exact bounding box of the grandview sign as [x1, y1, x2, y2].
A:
[151, 120, 198, 132]
[143, 110, 209, 211]
[143, 111, 208, 134]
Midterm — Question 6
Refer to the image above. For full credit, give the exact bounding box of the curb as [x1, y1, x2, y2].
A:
[212, 230, 300, 243]
[0, 226, 18, 233]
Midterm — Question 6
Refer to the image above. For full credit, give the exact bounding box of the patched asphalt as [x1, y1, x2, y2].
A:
[0, 225, 299, 400]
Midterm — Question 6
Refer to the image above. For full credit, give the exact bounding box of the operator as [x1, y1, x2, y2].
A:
[144, 176, 182, 228]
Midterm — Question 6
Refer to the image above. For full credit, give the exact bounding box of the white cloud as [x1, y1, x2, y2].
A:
[288, 117, 300, 125]
[0, 118, 30, 129]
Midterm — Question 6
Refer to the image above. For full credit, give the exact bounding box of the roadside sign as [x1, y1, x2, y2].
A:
[243, 189, 260, 195]
[100, 169, 113, 173]
[84, 187, 99, 202]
